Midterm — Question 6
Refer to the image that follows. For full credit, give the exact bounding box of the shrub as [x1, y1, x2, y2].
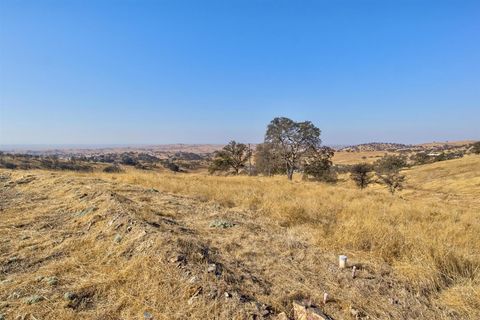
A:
[302, 147, 336, 182]
[103, 164, 124, 173]
[377, 171, 405, 194]
[472, 141, 480, 154]
[374, 154, 407, 173]
[350, 163, 374, 189]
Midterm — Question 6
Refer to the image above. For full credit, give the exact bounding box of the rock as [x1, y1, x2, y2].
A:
[64, 292, 77, 301]
[224, 292, 231, 298]
[350, 306, 367, 319]
[209, 219, 235, 228]
[143, 311, 153, 319]
[276, 312, 289, 320]
[46, 276, 58, 285]
[25, 295, 44, 304]
[292, 301, 332, 320]
[169, 254, 184, 263]
[114, 234, 123, 243]
[207, 264, 217, 273]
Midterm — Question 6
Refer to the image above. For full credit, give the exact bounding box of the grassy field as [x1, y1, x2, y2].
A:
[1, 155, 479, 319]
[332, 151, 397, 164]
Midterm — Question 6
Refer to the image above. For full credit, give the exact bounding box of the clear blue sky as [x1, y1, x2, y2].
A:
[1, 0, 479, 146]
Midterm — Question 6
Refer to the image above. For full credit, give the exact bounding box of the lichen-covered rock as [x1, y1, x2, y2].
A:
[209, 219, 235, 228]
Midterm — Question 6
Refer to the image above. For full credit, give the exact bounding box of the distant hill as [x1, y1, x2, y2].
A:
[339, 142, 413, 152]
[339, 140, 477, 152]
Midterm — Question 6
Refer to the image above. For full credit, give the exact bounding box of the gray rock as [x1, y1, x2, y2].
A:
[209, 219, 235, 229]
[46, 276, 58, 286]
[207, 264, 217, 273]
[114, 234, 122, 243]
[63, 292, 77, 301]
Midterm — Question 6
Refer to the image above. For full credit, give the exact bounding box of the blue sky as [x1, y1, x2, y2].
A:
[1, 0, 479, 145]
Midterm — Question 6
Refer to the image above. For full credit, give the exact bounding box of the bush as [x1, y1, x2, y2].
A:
[350, 163, 374, 189]
[2, 162, 17, 169]
[164, 161, 180, 172]
[302, 147, 336, 182]
[374, 154, 407, 173]
[472, 141, 480, 154]
[254, 143, 285, 176]
[377, 171, 405, 194]
[103, 164, 124, 173]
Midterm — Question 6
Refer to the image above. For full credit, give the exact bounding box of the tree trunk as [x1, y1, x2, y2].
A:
[287, 167, 294, 180]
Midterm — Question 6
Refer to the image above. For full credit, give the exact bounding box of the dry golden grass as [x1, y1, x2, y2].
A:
[1, 155, 479, 319]
[332, 151, 397, 164]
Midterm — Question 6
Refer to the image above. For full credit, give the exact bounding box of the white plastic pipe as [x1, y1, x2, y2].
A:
[339, 255, 347, 269]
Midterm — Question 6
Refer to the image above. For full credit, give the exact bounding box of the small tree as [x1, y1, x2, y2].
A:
[254, 142, 285, 176]
[471, 141, 480, 154]
[265, 117, 321, 180]
[302, 147, 336, 182]
[377, 171, 405, 194]
[350, 163, 374, 189]
[209, 141, 252, 175]
[374, 154, 407, 173]
[410, 152, 430, 165]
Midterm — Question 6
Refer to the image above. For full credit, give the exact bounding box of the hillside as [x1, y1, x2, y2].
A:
[1, 156, 479, 319]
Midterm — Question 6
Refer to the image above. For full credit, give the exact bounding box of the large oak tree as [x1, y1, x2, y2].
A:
[264, 117, 321, 180]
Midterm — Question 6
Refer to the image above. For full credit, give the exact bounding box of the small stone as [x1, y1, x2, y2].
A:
[275, 312, 289, 320]
[169, 254, 185, 263]
[143, 311, 153, 319]
[114, 234, 122, 243]
[46, 276, 58, 285]
[25, 295, 44, 304]
[350, 306, 367, 319]
[209, 219, 235, 229]
[293, 301, 331, 320]
[350, 306, 360, 317]
[224, 292, 231, 298]
[207, 264, 217, 273]
[188, 276, 198, 283]
[261, 309, 271, 316]
[63, 292, 77, 301]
